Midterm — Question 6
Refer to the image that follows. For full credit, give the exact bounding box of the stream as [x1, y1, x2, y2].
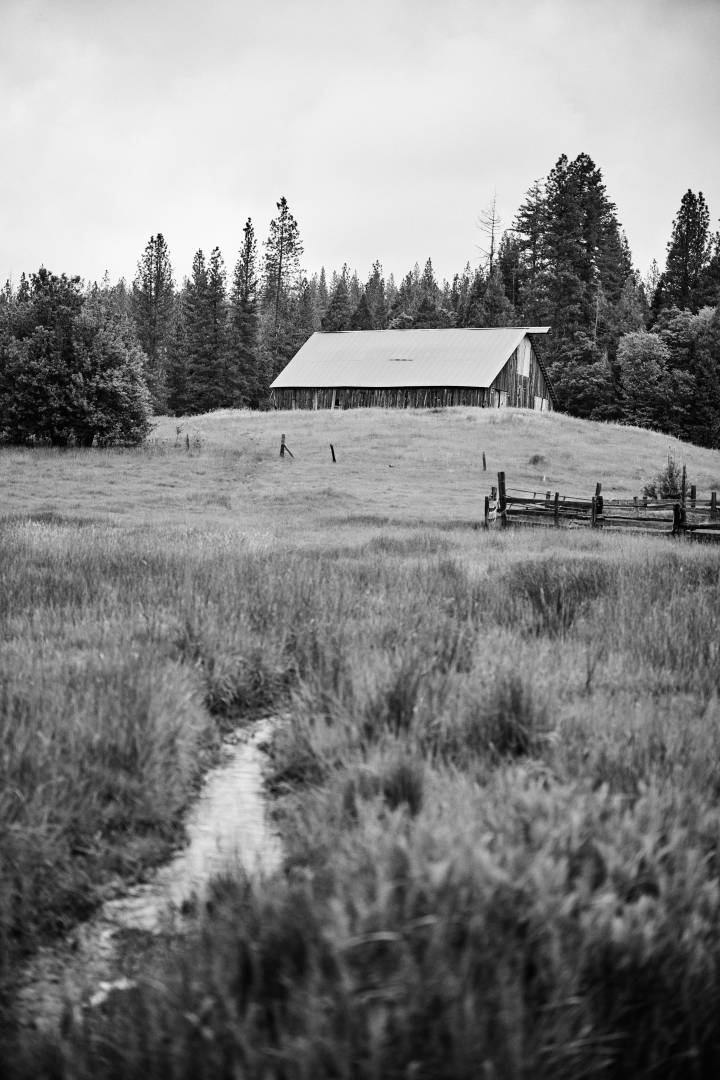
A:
[15, 718, 282, 1032]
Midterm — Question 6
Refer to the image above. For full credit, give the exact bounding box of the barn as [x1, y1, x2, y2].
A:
[269, 326, 555, 411]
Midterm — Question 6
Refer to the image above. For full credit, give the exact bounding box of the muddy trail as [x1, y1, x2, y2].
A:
[15, 719, 282, 1033]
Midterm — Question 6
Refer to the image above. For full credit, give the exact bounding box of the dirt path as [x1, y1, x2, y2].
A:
[15, 719, 281, 1032]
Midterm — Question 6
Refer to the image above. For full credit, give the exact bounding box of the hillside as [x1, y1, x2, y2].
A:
[3, 408, 719, 539]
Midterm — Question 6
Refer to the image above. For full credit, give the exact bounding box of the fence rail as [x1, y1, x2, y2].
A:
[484, 472, 720, 542]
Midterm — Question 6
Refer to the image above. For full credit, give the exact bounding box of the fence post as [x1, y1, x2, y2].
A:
[484, 495, 490, 529]
[591, 496, 597, 528]
[711, 491, 718, 520]
[497, 471, 507, 528]
[280, 433, 286, 458]
[690, 484, 696, 509]
[681, 464, 687, 507]
[330, 443, 336, 463]
[553, 491, 559, 526]
[595, 481, 603, 517]
[672, 503, 681, 535]
[482, 451, 487, 472]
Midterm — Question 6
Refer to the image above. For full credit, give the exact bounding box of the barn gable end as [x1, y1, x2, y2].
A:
[489, 335, 554, 410]
[270, 327, 554, 411]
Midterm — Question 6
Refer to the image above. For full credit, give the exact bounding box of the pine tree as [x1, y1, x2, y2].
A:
[263, 196, 303, 327]
[131, 234, 174, 411]
[461, 270, 487, 326]
[412, 259, 440, 328]
[227, 218, 263, 407]
[348, 270, 363, 311]
[184, 250, 214, 413]
[364, 261, 387, 329]
[480, 268, 513, 327]
[207, 247, 227, 404]
[316, 267, 330, 322]
[321, 265, 353, 331]
[261, 196, 304, 378]
[388, 270, 417, 328]
[449, 264, 473, 323]
[289, 277, 317, 355]
[166, 294, 190, 416]
[663, 190, 711, 312]
[350, 292, 373, 330]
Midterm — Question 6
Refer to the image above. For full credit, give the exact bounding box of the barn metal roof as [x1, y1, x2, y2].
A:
[270, 327, 550, 390]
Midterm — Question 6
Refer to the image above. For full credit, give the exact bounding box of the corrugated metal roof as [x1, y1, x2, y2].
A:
[270, 327, 550, 390]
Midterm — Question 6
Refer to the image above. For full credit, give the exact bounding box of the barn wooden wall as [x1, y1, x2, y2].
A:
[490, 340, 553, 410]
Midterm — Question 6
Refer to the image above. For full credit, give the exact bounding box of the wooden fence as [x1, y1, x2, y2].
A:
[484, 472, 720, 542]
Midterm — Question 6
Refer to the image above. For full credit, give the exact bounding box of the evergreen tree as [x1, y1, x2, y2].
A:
[385, 273, 398, 312]
[388, 270, 418, 328]
[350, 292, 373, 330]
[321, 265, 353, 331]
[449, 263, 473, 323]
[413, 259, 441, 328]
[263, 197, 303, 324]
[364, 261, 387, 328]
[289, 277, 317, 355]
[227, 219, 263, 407]
[511, 179, 548, 320]
[183, 250, 214, 413]
[479, 268, 513, 327]
[207, 246, 227, 402]
[261, 196, 304, 378]
[131, 234, 175, 411]
[166, 293, 190, 416]
[497, 233, 522, 312]
[180, 247, 232, 412]
[461, 270, 487, 326]
[316, 267, 330, 322]
[348, 270, 363, 311]
[663, 190, 711, 312]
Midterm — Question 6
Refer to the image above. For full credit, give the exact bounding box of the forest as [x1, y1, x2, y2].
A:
[1, 152, 720, 447]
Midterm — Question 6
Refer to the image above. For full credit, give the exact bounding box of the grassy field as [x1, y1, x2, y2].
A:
[3, 407, 720, 1078]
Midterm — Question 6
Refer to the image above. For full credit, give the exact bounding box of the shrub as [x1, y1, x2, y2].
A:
[0, 269, 151, 446]
[643, 452, 688, 500]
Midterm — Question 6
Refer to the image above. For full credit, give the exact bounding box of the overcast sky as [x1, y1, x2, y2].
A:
[2, 0, 719, 290]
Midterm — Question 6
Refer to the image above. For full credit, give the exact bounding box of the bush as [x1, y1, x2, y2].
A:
[0, 269, 151, 446]
[643, 452, 688, 500]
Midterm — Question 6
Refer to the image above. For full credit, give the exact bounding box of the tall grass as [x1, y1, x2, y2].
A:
[4, 504, 720, 1077]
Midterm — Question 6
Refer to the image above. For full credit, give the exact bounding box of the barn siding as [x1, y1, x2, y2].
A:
[489, 341, 552, 410]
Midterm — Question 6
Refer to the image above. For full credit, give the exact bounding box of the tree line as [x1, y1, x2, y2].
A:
[1, 155, 719, 447]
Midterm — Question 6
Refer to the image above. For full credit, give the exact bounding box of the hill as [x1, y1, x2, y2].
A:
[3, 407, 719, 539]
